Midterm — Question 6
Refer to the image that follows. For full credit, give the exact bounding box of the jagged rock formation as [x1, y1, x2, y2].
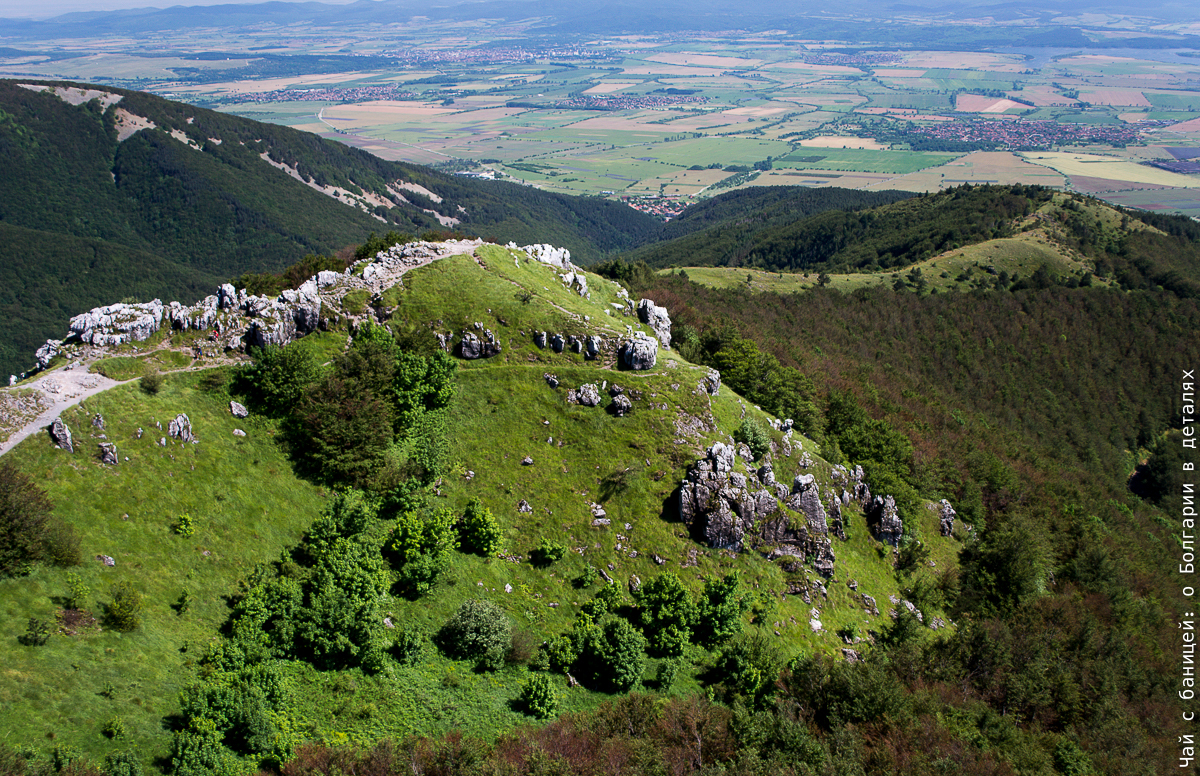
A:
[230, 401, 249, 418]
[459, 326, 501, 359]
[868, 495, 903, 546]
[637, 299, 672, 348]
[619, 334, 658, 370]
[679, 443, 837, 576]
[168, 414, 194, 444]
[49, 417, 73, 452]
[938, 499, 956, 536]
[99, 442, 118, 466]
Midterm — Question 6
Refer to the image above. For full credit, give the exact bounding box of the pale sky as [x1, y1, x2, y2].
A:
[0, 0, 359, 21]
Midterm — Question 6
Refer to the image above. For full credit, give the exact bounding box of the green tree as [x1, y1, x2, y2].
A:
[633, 573, 697, 656]
[237, 342, 322, 417]
[733, 418, 771, 461]
[440, 598, 512, 671]
[696, 572, 749, 646]
[459, 499, 502, 556]
[586, 617, 647, 692]
[391, 507, 458, 595]
[290, 376, 393, 486]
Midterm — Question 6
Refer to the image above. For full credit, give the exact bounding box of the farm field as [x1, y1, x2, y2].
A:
[4, 23, 1200, 215]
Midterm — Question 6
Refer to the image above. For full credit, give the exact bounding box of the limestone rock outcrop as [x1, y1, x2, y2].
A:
[636, 298, 672, 348]
[619, 334, 658, 370]
[49, 417, 73, 452]
[678, 443, 837, 576]
[938, 499, 956, 537]
[868, 495, 903, 546]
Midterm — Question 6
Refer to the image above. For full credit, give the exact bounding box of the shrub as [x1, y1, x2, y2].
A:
[173, 513, 195, 537]
[19, 617, 51, 646]
[104, 751, 144, 776]
[140, 371, 165, 395]
[440, 599, 512, 671]
[458, 499, 502, 556]
[0, 459, 57, 577]
[574, 564, 598, 588]
[102, 715, 126, 739]
[519, 673, 559, 719]
[733, 417, 771, 461]
[289, 376, 393, 487]
[530, 538, 567, 567]
[393, 626, 426, 665]
[107, 582, 143, 632]
[65, 571, 90, 610]
[237, 343, 322, 417]
[657, 656, 684, 689]
[696, 572, 750, 646]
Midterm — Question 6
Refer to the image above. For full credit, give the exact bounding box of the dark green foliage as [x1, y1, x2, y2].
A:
[784, 654, 907, 728]
[732, 418, 770, 462]
[236, 343, 322, 418]
[290, 376, 393, 487]
[19, 617, 50, 646]
[103, 751, 143, 776]
[439, 598, 512, 671]
[627, 184, 1049, 273]
[458, 499, 502, 556]
[0, 459, 59, 577]
[633, 573, 697, 656]
[105, 582, 143, 632]
[139, 371, 165, 395]
[530, 538, 568, 567]
[582, 617, 647, 692]
[518, 673, 559, 719]
[696, 572, 749, 647]
[574, 564, 598, 588]
[960, 515, 1052, 614]
[232, 252, 349, 298]
[714, 633, 784, 706]
[1130, 430, 1188, 515]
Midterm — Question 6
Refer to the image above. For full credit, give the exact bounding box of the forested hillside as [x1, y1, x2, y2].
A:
[0, 79, 659, 375]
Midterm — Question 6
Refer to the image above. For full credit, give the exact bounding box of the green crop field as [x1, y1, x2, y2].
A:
[776, 148, 958, 174]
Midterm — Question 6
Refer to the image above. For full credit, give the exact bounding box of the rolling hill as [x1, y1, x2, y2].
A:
[0, 79, 659, 376]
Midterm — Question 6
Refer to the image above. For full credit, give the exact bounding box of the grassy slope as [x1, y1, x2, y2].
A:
[0, 245, 961, 769]
[0, 374, 326, 766]
[663, 192, 1131, 293]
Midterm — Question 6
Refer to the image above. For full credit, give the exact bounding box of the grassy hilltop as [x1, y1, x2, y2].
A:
[0, 184, 1195, 774]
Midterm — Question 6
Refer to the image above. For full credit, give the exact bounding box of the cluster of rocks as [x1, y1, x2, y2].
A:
[459, 324, 501, 359]
[567, 383, 601, 407]
[512, 243, 590, 298]
[534, 331, 603, 360]
[938, 499, 956, 536]
[678, 442, 837, 576]
[868, 495, 903, 546]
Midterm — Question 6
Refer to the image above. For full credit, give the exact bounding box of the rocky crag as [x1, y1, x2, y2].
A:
[28, 240, 670, 376]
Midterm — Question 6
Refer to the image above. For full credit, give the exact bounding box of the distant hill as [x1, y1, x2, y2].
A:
[625, 183, 1200, 298]
[0, 79, 658, 375]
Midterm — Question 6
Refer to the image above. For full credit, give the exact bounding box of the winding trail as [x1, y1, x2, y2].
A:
[0, 365, 131, 456]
